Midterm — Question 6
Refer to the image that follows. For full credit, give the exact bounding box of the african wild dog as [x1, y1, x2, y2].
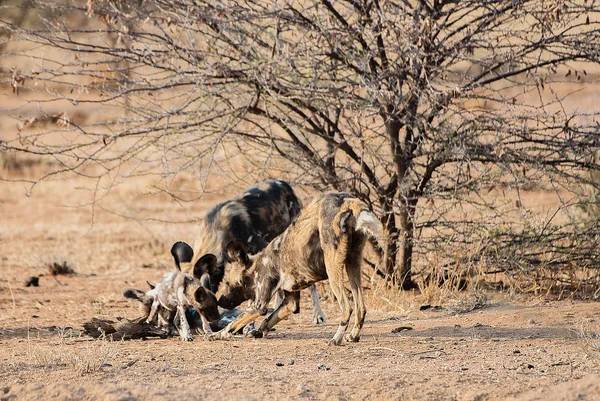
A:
[184, 179, 326, 325]
[212, 192, 382, 346]
[124, 242, 220, 341]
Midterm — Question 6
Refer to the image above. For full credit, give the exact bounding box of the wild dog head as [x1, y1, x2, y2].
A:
[185, 272, 220, 322]
[180, 250, 221, 322]
[217, 241, 254, 310]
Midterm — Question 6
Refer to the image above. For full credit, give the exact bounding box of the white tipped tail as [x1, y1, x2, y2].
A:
[356, 210, 383, 240]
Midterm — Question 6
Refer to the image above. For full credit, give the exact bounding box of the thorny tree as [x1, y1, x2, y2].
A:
[1, 0, 600, 290]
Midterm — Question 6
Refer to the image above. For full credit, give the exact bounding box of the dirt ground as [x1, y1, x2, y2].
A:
[1, 177, 600, 401]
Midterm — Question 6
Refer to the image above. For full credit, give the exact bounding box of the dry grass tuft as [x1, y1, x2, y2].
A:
[447, 291, 489, 314]
[366, 277, 418, 314]
[47, 260, 76, 276]
[0, 151, 58, 177]
[578, 321, 600, 365]
[24, 330, 117, 375]
[68, 339, 116, 374]
[413, 259, 495, 313]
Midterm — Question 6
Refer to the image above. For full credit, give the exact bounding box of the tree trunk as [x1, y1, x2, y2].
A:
[397, 206, 417, 290]
[381, 212, 399, 279]
[380, 194, 416, 289]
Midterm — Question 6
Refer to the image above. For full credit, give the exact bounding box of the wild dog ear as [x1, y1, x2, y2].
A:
[199, 272, 212, 290]
[194, 286, 207, 303]
[146, 281, 155, 290]
[226, 241, 250, 266]
[171, 241, 194, 270]
[338, 210, 353, 233]
[193, 254, 218, 280]
[123, 288, 145, 300]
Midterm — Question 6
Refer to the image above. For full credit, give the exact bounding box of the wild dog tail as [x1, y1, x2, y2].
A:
[123, 288, 153, 305]
[356, 210, 383, 241]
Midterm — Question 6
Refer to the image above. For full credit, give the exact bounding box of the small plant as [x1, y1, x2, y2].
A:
[89, 299, 106, 315]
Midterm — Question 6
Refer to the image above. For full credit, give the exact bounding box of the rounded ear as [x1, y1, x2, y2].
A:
[193, 254, 218, 280]
[194, 286, 207, 303]
[171, 241, 194, 270]
[226, 241, 250, 266]
[199, 272, 211, 290]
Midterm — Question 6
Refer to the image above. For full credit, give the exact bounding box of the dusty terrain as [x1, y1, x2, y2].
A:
[1, 176, 600, 401]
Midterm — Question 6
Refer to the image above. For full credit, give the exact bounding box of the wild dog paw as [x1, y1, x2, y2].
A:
[209, 331, 232, 341]
[312, 313, 326, 325]
[181, 335, 194, 342]
[245, 329, 263, 338]
[327, 337, 343, 346]
[343, 333, 360, 343]
[241, 322, 255, 336]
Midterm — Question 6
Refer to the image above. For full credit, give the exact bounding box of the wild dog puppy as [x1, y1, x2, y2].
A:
[146, 267, 220, 341]
[212, 193, 382, 346]
[124, 242, 220, 341]
[124, 287, 247, 334]
[189, 179, 326, 325]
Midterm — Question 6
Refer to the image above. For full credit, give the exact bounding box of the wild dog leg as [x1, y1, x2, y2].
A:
[146, 299, 160, 324]
[309, 284, 326, 324]
[159, 309, 176, 336]
[177, 304, 193, 341]
[345, 250, 366, 342]
[250, 291, 300, 338]
[274, 286, 324, 325]
[199, 312, 213, 334]
[273, 290, 284, 308]
[210, 310, 261, 340]
[325, 251, 353, 346]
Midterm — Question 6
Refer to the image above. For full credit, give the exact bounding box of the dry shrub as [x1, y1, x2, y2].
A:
[415, 258, 492, 313]
[366, 282, 417, 314]
[25, 255, 78, 279]
[306, 270, 416, 314]
[576, 150, 600, 222]
[313, 257, 493, 314]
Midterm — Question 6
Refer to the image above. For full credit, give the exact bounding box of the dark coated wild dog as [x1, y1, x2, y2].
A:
[180, 179, 326, 324]
[124, 242, 220, 341]
[212, 193, 382, 346]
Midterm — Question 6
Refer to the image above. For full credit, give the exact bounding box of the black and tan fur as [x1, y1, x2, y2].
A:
[188, 180, 326, 324]
[212, 193, 382, 346]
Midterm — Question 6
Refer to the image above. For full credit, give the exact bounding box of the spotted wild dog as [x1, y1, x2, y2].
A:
[212, 192, 382, 346]
[124, 242, 220, 341]
[180, 179, 326, 325]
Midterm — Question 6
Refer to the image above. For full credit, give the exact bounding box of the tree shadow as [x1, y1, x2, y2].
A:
[0, 325, 83, 339]
[383, 325, 578, 340]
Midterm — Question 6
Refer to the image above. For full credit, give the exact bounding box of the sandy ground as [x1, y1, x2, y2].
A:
[1, 177, 600, 401]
